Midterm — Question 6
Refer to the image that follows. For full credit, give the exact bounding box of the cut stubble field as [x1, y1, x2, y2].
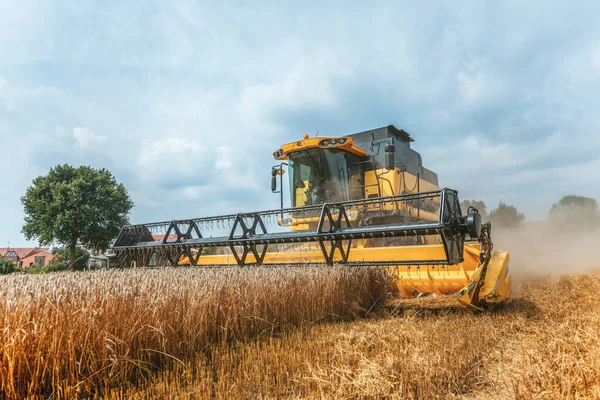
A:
[1, 265, 599, 399]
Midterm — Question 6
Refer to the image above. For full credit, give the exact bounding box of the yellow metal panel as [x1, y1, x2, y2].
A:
[478, 250, 512, 305]
[456, 249, 512, 309]
[294, 180, 309, 207]
[377, 169, 401, 197]
[402, 172, 440, 193]
[281, 211, 360, 230]
[193, 245, 451, 266]
[364, 171, 380, 198]
[273, 136, 367, 160]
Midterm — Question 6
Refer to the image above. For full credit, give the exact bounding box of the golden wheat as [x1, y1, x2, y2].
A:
[0, 266, 392, 398]
[2, 267, 599, 399]
[113, 274, 600, 400]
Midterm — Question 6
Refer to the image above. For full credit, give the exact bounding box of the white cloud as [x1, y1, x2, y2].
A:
[238, 52, 339, 125]
[215, 146, 234, 170]
[138, 138, 205, 168]
[137, 137, 213, 185]
[0, 1, 52, 66]
[424, 135, 518, 174]
[456, 61, 505, 105]
[72, 127, 107, 148]
[425, 130, 595, 176]
[457, 71, 486, 102]
[592, 44, 600, 69]
[175, 185, 211, 201]
[213, 146, 260, 190]
[422, 128, 599, 219]
[0, 75, 14, 112]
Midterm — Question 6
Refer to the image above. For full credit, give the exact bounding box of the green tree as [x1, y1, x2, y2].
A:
[549, 195, 599, 219]
[460, 200, 488, 217]
[0, 258, 16, 275]
[51, 246, 90, 271]
[548, 195, 599, 229]
[488, 202, 525, 228]
[21, 165, 133, 266]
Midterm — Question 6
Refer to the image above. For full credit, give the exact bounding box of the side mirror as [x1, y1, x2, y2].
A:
[384, 144, 395, 170]
[271, 169, 278, 192]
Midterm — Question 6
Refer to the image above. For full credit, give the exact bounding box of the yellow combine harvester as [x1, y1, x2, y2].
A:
[113, 125, 511, 310]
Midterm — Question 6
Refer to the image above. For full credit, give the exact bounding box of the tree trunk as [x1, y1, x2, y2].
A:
[69, 244, 76, 268]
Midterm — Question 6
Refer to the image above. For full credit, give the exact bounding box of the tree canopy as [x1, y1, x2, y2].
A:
[52, 246, 91, 270]
[549, 195, 599, 217]
[548, 195, 599, 228]
[21, 164, 133, 265]
[488, 202, 525, 228]
[0, 258, 16, 275]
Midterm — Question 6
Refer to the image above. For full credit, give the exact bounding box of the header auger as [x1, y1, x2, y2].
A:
[113, 125, 511, 309]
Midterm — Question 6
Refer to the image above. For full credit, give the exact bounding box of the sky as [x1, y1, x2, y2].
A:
[1, 1, 599, 247]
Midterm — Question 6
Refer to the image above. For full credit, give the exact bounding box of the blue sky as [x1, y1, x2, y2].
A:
[1, 1, 599, 247]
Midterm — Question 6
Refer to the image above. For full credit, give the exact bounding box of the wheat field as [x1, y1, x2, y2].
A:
[1, 266, 599, 399]
[0, 266, 391, 398]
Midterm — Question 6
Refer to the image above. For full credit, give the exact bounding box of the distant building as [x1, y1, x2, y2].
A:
[0, 247, 54, 269]
[152, 234, 178, 242]
[21, 249, 54, 269]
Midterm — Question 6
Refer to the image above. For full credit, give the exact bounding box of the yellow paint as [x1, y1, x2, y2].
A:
[273, 136, 367, 160]
[402, 172, 440, 193]
[478, 251, 511, 305]
[365, 168, 441, 199]
[364, 170, 381, 198]
[279, 211, 360, 228]
[294, 180, 309, 207]
[456, 250, 512, 310]
[185, 244, 450, 266]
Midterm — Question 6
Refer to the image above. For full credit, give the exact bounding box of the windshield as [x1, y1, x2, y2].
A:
[288, 148, 363, 207]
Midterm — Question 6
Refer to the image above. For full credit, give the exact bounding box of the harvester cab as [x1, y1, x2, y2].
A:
[113, 125, 511, 310]
[272, 126, 441, 231]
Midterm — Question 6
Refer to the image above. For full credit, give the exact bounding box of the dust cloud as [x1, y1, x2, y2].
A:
[492, 221, 600, 291]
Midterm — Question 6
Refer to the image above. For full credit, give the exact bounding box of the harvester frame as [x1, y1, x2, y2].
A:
[112, 125, 512, 310]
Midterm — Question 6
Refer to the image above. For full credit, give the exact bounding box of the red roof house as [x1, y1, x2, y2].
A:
[0, 248, 54, 269]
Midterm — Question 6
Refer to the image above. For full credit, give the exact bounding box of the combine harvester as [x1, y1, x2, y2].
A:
[113, 126, 511, 310]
